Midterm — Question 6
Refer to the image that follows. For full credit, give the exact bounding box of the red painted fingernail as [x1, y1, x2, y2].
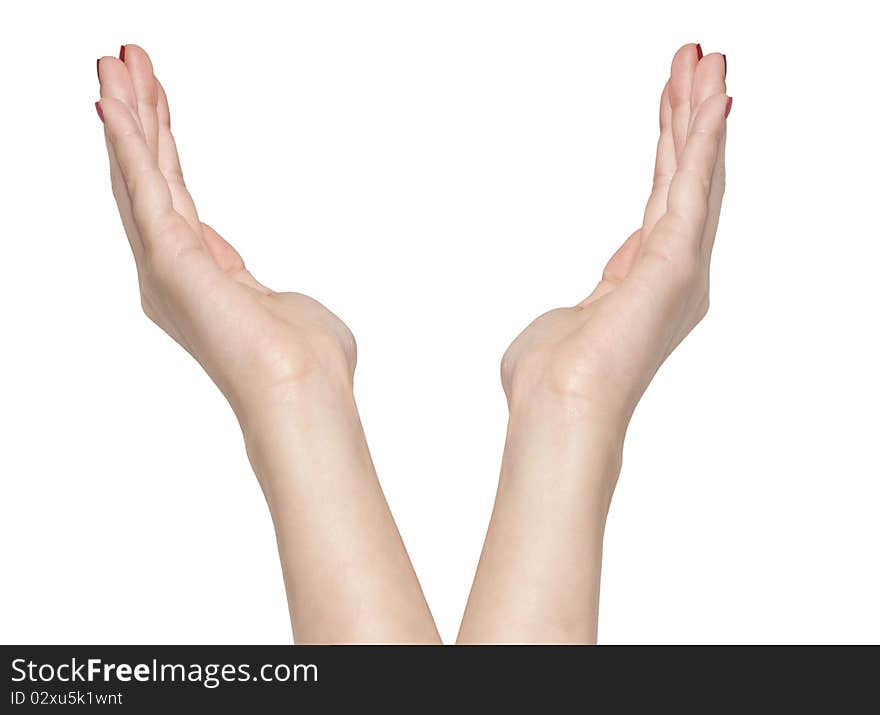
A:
[696, 43, 703, 60]
[119, 45, 126, 61]
[722, 54, 727, 76]
[95, 101, 104, 123]
[96, 58, 100, 79]
[725, 97, 733, 118]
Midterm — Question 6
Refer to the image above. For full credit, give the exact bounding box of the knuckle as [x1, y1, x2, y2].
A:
[691, 116, 723, 142]
[165, 166, 186, 187]
[125, 172, 151, 206]
[644, 243, 701, 286]
[140, 230, 199, 282]
[665, 250, 704, 294]
[678, 165, 712, 200]
[652, 167, 675, 191]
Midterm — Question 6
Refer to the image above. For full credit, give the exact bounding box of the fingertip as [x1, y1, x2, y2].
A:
[119, 45, 157, 89]
[96, 55, 112, 81]
[672, 43, 700, 71]
[122, 44, 159, 110]
[98, 96, 135, 134]
[122, 44, 152, 67]
[690, 53, 728, 114]
[694, 93, 732, 129]
[669, 43, 701, 104]
[701, 52, 726, 73]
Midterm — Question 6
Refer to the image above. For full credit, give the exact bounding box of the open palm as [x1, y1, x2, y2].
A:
[501, 44, 729, 429]
[97, 45, 355, 415]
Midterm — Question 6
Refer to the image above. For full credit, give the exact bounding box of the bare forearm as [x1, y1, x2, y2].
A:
[240, 377, 440, 644]
[458, 394, 623, 644]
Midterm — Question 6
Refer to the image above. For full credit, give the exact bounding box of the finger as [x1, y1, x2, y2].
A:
[694, 54, 728, 260]
[99, 96, 196, 251]
[668, 43, 701, 160]
[642, 81, 675, 236]
[103, 132, 145, 259]
[702, 126, 727, 262]
[688, 53, 726, 135]
[651, 93, 731, 254]
[156, 79, 201, 232]
[687, 52, 727, 259]
[98, 56, 141, 133]
[201, 223, 244, 274]
[201, 224, 271, 294]
[602, 229, 642, 284]
[579, 230, 641, 306]
[99, 56, 145, 258]
[121, 45, 160, 158]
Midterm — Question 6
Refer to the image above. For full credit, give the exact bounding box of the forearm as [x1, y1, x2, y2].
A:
[458, 392, 623, 644]
[239, 376, 440, 644]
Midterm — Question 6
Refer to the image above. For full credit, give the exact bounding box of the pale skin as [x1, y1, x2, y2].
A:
[97, 43, 728, 644]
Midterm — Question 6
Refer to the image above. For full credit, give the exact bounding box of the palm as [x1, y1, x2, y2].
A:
[502, 45, 728, 427]
[97, 46, 354, 408]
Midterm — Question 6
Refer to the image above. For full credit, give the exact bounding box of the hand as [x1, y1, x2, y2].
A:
[501, 44, 729, 435]
[96, 46, 438, 643]
[459, 44, 731, 643]
[96, 45, 356, 419]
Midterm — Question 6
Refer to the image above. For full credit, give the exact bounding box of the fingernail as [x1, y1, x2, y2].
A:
[119, 45, 126, 61]
[722, 54, 727, 76]
[95, 101, 104, 123]
[725, 97, 733, 118]
[96, 58, 100, 80]
[696, 43, 703, 60]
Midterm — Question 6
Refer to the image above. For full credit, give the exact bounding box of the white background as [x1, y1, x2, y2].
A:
[1, 1, 878, 644]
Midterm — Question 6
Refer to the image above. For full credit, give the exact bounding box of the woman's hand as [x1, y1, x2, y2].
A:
[97, 45, 355, 420]
[96, 46, 439, 644]
[501, 44, 729, 436]
[459, 44, 730, 643]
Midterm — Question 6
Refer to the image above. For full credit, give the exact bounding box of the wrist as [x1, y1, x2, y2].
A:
[230, 362, 355, 432]
[233, 372, 362, 497]
[504, 390, 626, 516]
[507, 383, 628, 451]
